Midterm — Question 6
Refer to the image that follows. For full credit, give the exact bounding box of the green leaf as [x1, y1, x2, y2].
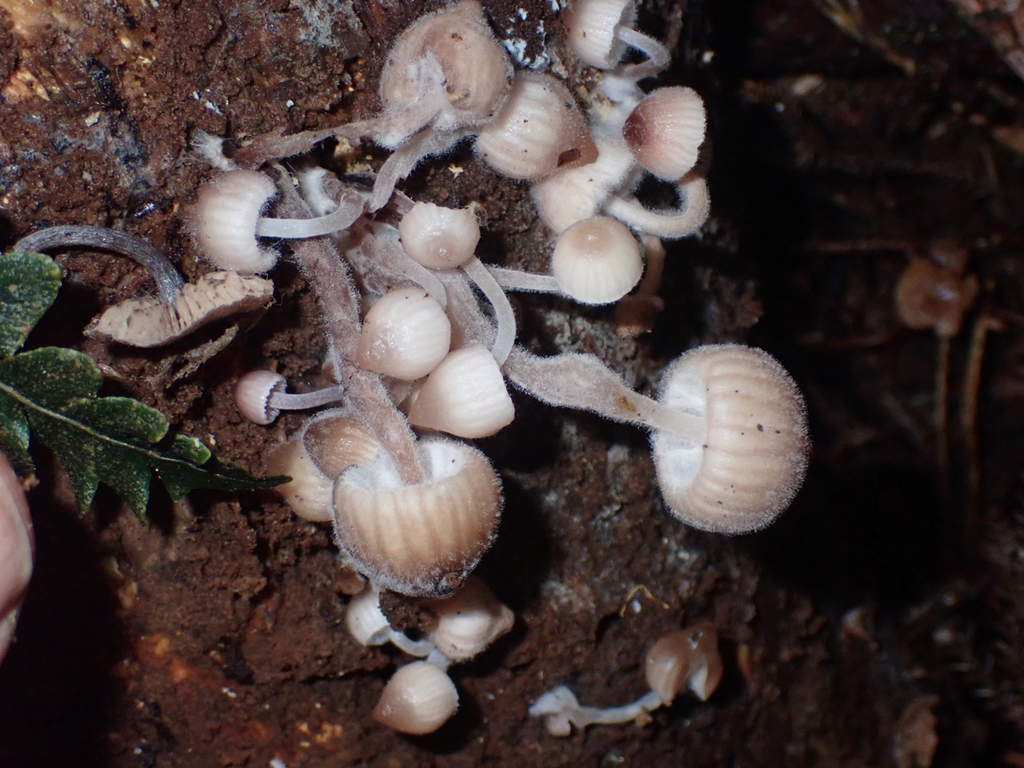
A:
[0, 252, 62, 359]
[0, 251, 285, 516]
[0, 347, 282, 516]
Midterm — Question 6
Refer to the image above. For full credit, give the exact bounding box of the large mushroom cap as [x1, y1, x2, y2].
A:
[651, 344, 810, 533]
[332, 437, 503, 597]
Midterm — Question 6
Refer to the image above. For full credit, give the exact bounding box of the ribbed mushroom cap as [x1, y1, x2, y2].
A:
[265, 439, 334, 522]
[189, 170, 279, 273]
[895, 257, 978, 340]
[303, 413, 381, 479]
[623, 86, 706, 182]
[333, 437, 503, 597]
[399, 202, 480, 270]
[475, 71, 597, 181]
[530, 133, 638, 234]
[235, 370, 286, 425]
[356, 288, 453, 380]
[373, 661, 459, 734]
[406, 345, 515, 439]
[345, 585, 392, 646]
[651, 344, 810, 533]
[428, 576, 514, 662]
[551, 216, 643, 305]
[564, 0, 637, 69]
[379, 0, 512, 132]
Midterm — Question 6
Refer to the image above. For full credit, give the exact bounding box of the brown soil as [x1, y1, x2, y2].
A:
[2, 0, 1024, 766]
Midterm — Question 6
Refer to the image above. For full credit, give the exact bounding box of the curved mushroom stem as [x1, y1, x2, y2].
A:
[346, 583, 437, 657]
[268, 384, 347, 412]
[614, 26, 671, 81]
[460, 257, 517, 365]
[255, 194, 364, 239]
[368, 127, 467, 212]
[486, 265, 562, 295]
[528, 685, 663, 737]
[231, 72, 448, 171]
[436, 270, 496, 350]
[616, 234, 666, 337]
[14, 224, 185, 301]
[503, 346, 703, 439]
[603, 173, 710, 239]
[364, 232, 448, 308]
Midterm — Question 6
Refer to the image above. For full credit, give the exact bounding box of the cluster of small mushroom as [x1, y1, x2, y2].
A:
[346, 576, 514, 734]
[175, 0, 811, 735]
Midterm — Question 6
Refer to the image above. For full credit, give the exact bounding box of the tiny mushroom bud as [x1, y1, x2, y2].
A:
[623, 86, 707, 182]
[651, 344, 810, 533]
[645, 620, 724, 705]
[373, 661, 459, 735]
[332, 437, 503, 597]
[895, 256, 978, 340]
[406, 345, 515, 438]
[0, 453, 32, 665]
[357, 288, 453, 381]
[428, 576, 514, 662]
[475, 71, 598, 181]
[551, 216, 644, 305]
[399, 202, 481, 270]
[234, 371, 347, 425]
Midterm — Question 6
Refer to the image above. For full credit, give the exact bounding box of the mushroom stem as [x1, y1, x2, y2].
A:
[14, 224, 185, 301]
[364, 233, 447, 308]
[275, 182, 426, 485]
[460, 257, 517, 365]
[437, 270, 496, 350]
[528, 686, 663, 736]
[603, 173, 710, 239]
[614, 26, 670, 81]
[268, 385, 347, 411]
[502, 346, 703, 439]
[369, 127, 468, 212]
[255, 193, 364, 239]
[486, 266, 562, 295]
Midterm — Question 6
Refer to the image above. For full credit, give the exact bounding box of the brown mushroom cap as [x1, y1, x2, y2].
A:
[645, 620, 724, 705]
